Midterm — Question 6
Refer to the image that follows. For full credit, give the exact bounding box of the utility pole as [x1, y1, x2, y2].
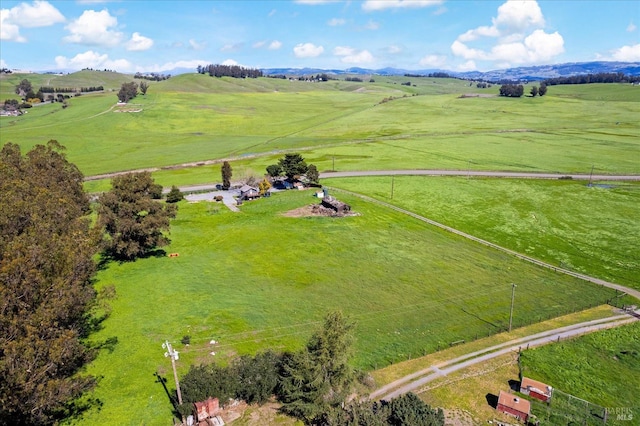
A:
[163, 340, 183, 405]
[332, 155, 335, 172]
[588, 164, 594, 187]
[390, 175, 395, 199]
[509, 283, 517, 332]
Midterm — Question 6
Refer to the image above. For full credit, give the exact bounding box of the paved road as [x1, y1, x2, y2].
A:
[319, 170, 640, 180]
[371, 310, 640, 401]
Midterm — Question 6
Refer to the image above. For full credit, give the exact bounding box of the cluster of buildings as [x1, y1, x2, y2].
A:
[496, 377, 553, 423]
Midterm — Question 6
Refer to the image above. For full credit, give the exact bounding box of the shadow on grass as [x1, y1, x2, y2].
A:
[509, 379, 521, 392]
[486, 393, 499, 409]
[459, 306, 500, 329]
[154, 372, 182, 420]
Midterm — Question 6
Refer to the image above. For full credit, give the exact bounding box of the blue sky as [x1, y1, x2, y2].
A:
[1, 0, 638, 73]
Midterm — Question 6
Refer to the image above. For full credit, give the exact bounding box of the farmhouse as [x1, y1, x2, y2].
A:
[520, 377, 553, 402]
[238, 185, 260, 200]
[497, 390, 530, 422]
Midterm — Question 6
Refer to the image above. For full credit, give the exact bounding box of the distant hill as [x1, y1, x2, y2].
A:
[261, 61, 640, 81]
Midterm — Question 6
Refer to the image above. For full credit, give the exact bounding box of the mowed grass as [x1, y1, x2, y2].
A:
[77, 190, 617, 425]
[323, 177, 640, 290]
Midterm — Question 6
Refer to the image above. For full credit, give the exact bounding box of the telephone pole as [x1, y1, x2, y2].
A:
[163, 340, 183, 405]
[509, 283, 517, 332]
[391, 175, 395, 199]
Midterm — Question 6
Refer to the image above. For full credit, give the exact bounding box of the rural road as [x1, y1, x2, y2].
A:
[319, 170, 640, 181]
[371, 310, 640, 401]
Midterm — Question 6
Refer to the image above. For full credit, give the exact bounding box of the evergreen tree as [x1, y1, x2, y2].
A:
[278, 153, 308, 181]
[221, 161, 232, 189]
[0, 141, 99, 425]
[166, 185, 184, 203]
[278, 311, 356, 424]
[98, 172, 176, 261]
[306, 164, 319, 184]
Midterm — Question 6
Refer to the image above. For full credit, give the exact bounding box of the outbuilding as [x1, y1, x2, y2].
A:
[497, 390, 530, 422]
[520, 377, 553, 402]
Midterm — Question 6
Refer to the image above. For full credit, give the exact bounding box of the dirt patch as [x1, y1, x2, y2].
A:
[219, 401, 296, 425]
[282, 203, 358, 218]
[459, 93, 496, 98]
[444, 409, 475, 426]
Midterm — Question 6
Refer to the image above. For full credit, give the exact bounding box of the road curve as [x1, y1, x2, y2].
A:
[372, 311, 639, 401]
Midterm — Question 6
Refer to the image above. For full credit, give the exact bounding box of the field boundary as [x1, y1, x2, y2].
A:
[327, 186, 640, 301]
[371, 312, 639, 400]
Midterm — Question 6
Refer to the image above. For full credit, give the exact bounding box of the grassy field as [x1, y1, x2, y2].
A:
[74, 189, 620, 425]
[521, 322, 640, 423]
[4, 73, 639, 177]
[415, 320, 639, 425]
[3, 71, 637, 424]
[322, 176, 640, 290]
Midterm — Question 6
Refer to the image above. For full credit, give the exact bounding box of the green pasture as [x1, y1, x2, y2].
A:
[4, 73, 638, 178]
[323, 176, 640, 290]
[521, 321, 640, 410]
[76, 190, 618, 425]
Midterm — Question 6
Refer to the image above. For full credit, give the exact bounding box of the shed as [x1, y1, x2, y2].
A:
[497, 390, 530, 422]
[194, 397, 220, 424]
[520, 377, 553, 402]
[321, 195, 351, 214]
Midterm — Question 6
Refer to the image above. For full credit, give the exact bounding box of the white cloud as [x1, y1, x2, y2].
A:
[253, 40, 266, 48]
[126, 32, 153, 51]
[451, 0, 564, 66]
[141, 59, 208, 73]
[610, 44, 640, 61]
[1, 1, 65, 42]
[328, 17, 346, 26]
[493, 0, 544, 32]
[220, 43, 243, 52]
[627, 22, 637, 32]
[268, 40, 282, 50]
[364, 19, 380, 30]
[419, 54, 446, 67]
[387, 45, 403, 54]
[55, 50, 132, 71]
[362, 0, 444, 12]
[0, 59, 7, 68]
[64, 9, 122, 47]
[6, 0, 65, 27]
[189, 39, 206, 50]
[268, 9, 276, 17]
[457, 60, 477, 72]
[293, 42, 324, 58]
[334, 46, 374, 64]
[222, 59, 239, 66]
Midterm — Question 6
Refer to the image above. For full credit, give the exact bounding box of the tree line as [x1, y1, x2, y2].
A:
[542, 72, 640, 86]
[197, 64, 263, 78]
[176, 311, 445, 425]
[38, 86, 104, 93]
[134, 72, 171, 81]
[1, 141, 181, 424]
[499, 83, 547, 98]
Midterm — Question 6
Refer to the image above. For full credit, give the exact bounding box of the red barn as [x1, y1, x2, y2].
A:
[520, 377, 553, 402]
[497, 390, 530, 422]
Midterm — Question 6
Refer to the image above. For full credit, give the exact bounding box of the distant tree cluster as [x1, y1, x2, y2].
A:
[499, 84, 524, 97]
[197, 64, 263, 78]
[266, 153, 319, 184]
[82, 67, 117, 73]
[0, 68, 11, 74]
[296, 73, 332, 82]
[0, 141, 100, 425]
[542, 72, 640, 85]
[117, 82, 138, 102]
[405, 72, 453, 79]
[134, 72, 171, 81]
[476, 82, 492, 88]
[39, 86, 104, 93]
[345, 76, 363, 82]
[401, 81, 412, 86]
